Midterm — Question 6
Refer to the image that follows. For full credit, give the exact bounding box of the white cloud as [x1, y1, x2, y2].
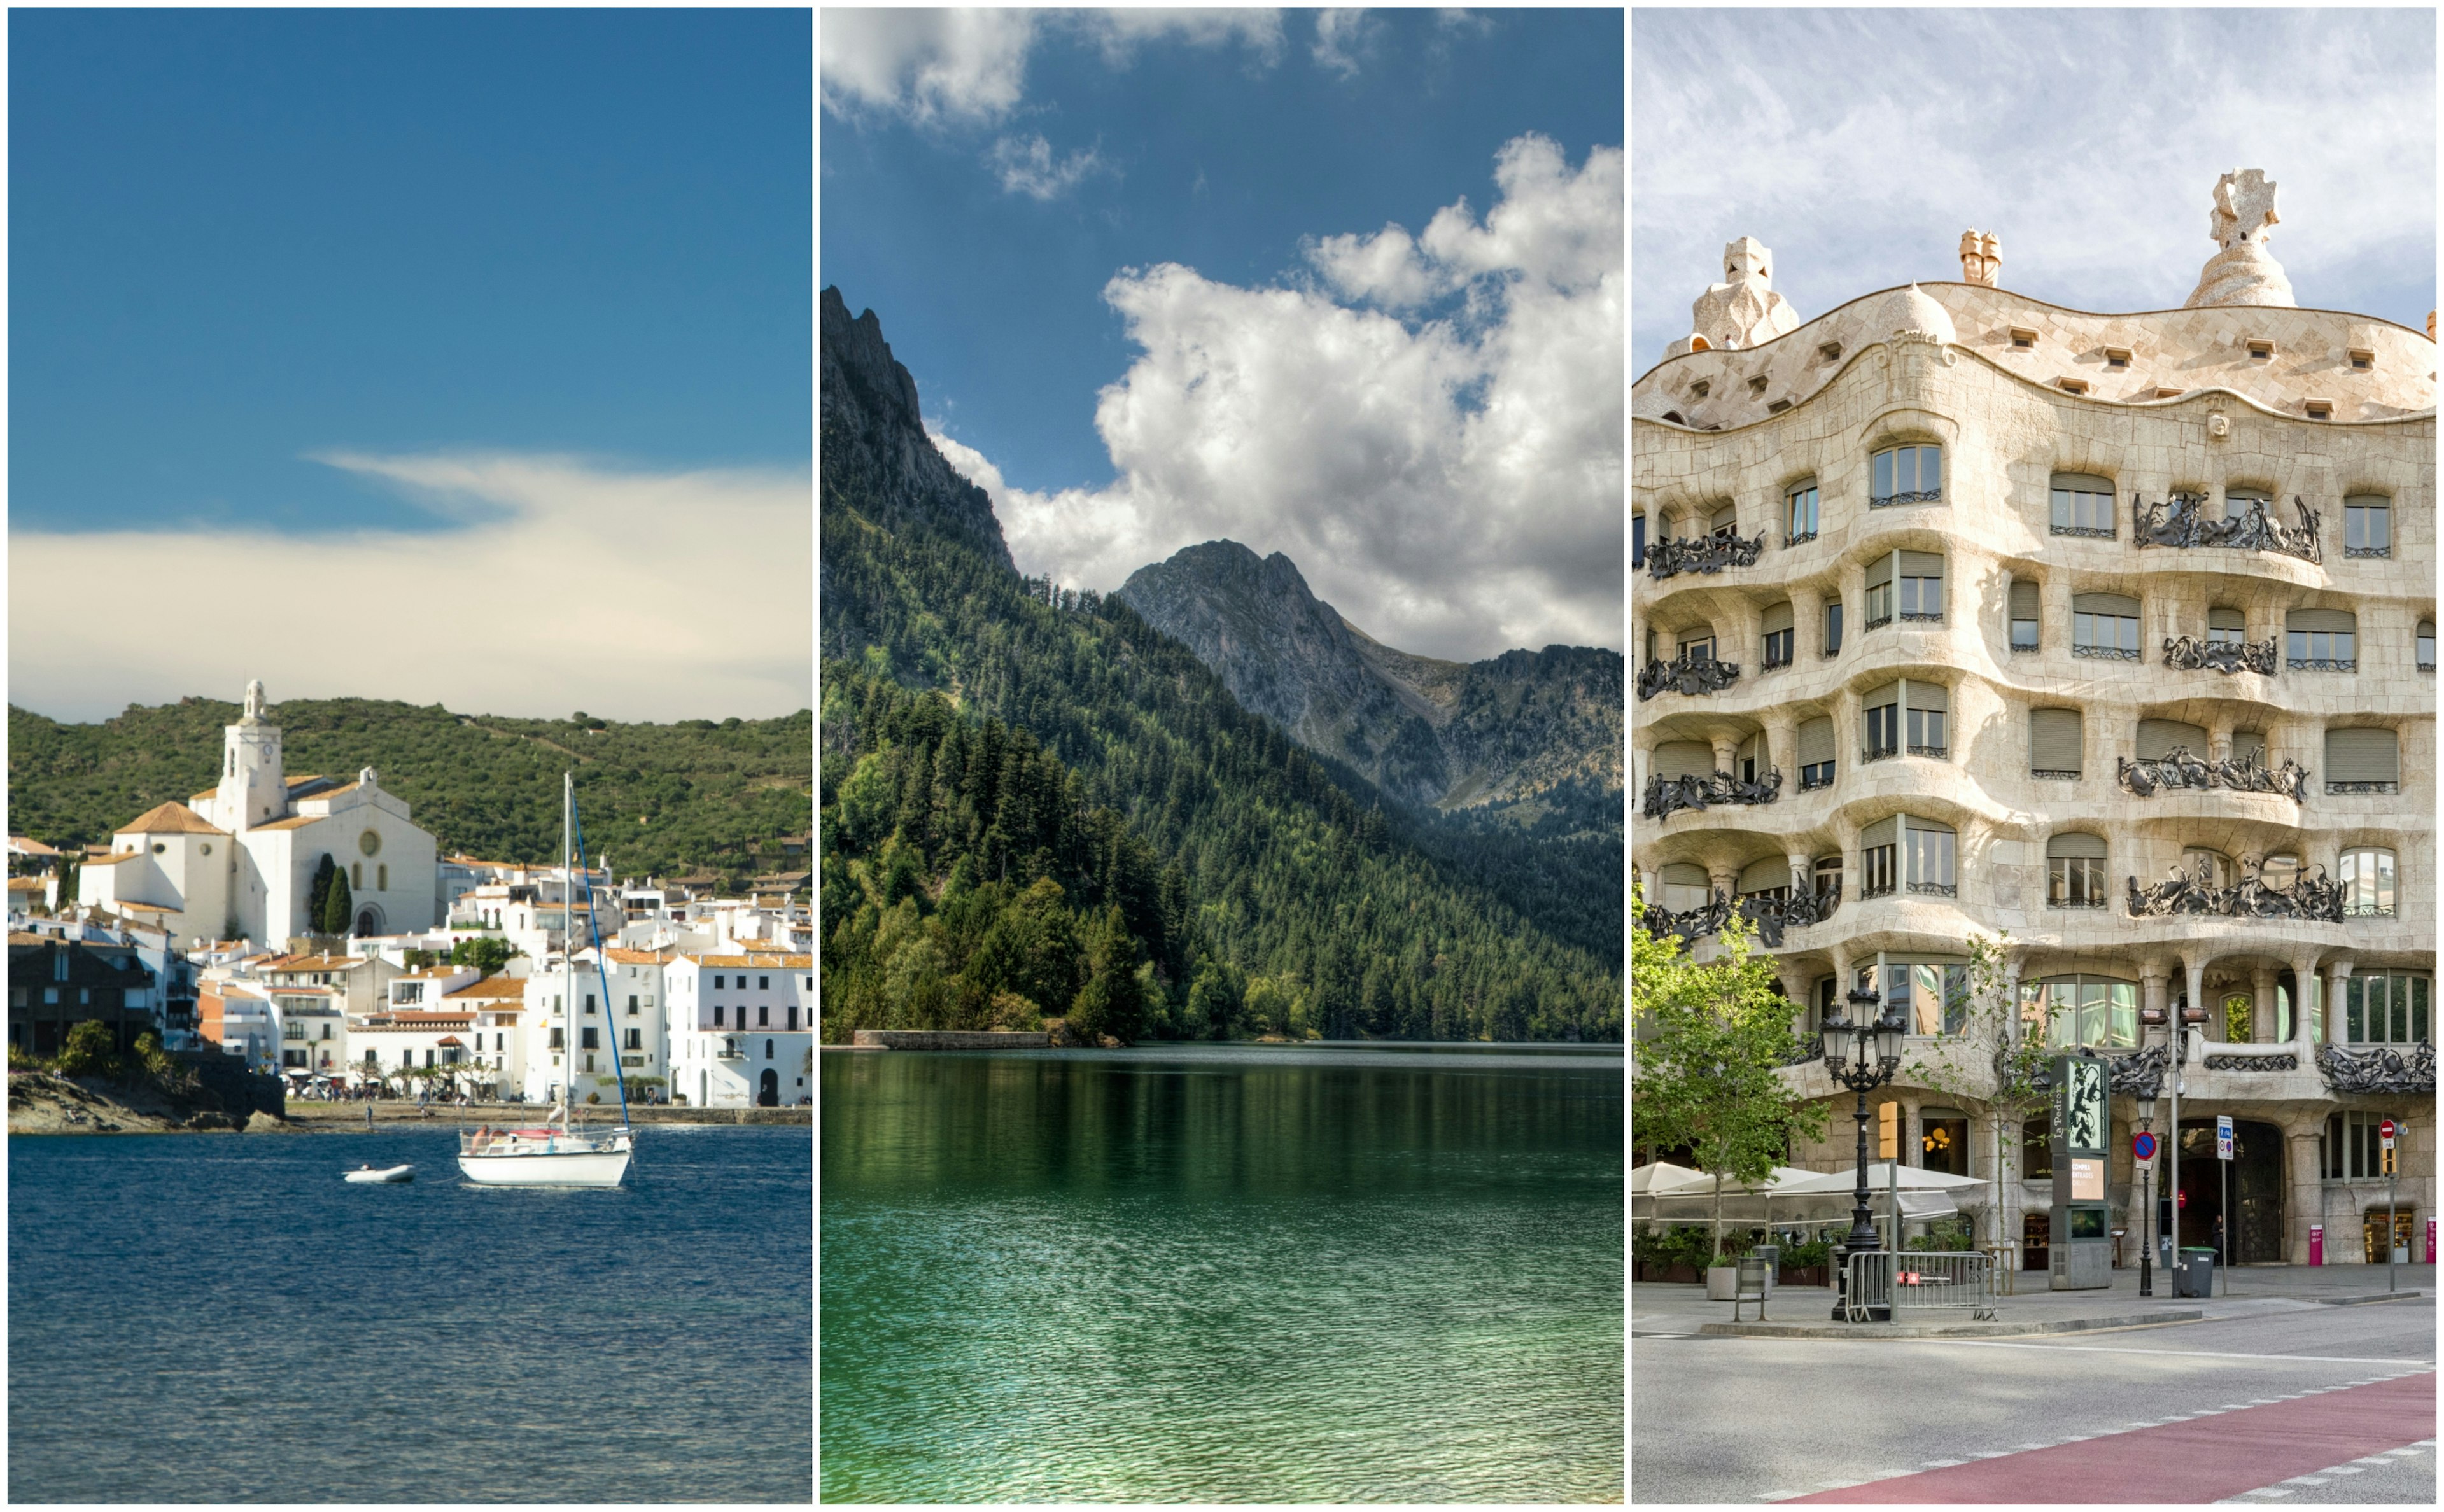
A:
[1632, 9, 2436, 371]
[952, 135, 1623, 664]
[8, 453, 811, 724]
[1312, 9, 1375, 78]
[820, 8, 1282, 126]
[987, 133, 1111, 201]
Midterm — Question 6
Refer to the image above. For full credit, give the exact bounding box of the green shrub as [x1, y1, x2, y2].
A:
[8, 1042, 43, 1072]
[1918, 1217, 1976, 1252]
[54, 1020, 121, 1077]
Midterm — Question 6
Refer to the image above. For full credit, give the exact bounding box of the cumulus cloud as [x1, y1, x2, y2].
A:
[987, 133, 1111, 201]
[821, 8, 1282, 125]
[1311, 10, 1377, 78]
[941, 134, 1622, 664]
[1633, 9, 2436, 370]
[8, 453, 811, 724]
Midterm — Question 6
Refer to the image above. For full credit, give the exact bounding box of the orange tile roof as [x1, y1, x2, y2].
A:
[80, 852, 150, 867]
[604, 948, 670, 964]
[7, 877, 45, 891]
[442, 978, 529, 1001]
[119, 802, 228, 836]
[108, 901, 180, 914]
[190, 786, 220, 802]
[285, 774, 328, 788]
[250, 816, 318, 831]
[8, 836, 61, 857]
[680, 952, 811, 969]
[9, 931, 48, 946]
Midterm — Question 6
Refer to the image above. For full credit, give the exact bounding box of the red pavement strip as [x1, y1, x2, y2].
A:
[1786, 1370, 2436, 1504]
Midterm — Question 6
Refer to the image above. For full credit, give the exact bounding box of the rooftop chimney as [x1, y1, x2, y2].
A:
[1960, 230, 2001, 288]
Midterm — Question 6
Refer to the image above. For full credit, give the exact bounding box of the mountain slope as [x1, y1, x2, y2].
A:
[819, 288, 1620, 1041]
[1117, 540, 1624, 816]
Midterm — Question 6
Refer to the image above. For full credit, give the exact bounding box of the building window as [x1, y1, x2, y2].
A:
[2328, 1110, 2411, 1180]
[714, 975, 726, 989]
[2009, 579, 2040, 650]
[1869, 444, 1942, 507]
[2047, 833, 2108, 907]
[2023, 1119, 2054, 1179]
[1904, 686, 1948, 757]
[1853, 958, 1969, 1035]
[2349, 348, 2374, 370]
[1861, 838, 1897, 899]
[2023, 975, 2140, 1050]
[1864, 694, 1899, 762]
[2105, 348, 2131, 370]
[1796, 716, 1836, 790]
[2343, 496, 2392, 558]
[2030, 706, 2082, 779]
[1898, 553, 1944, 622]
[376, 865, 387, 892]
[2071, 593, 2141, 659]
[1677, 630, 1716, 665]
[2043, 481, 2121, 542]
[788, 1006, 799, 1030]
[1823, 598, 1843, 655]
[713, 1005, 726, 1026]
[2339, 848, 2396, 918]
[2324, 727, 2400, 794]
[2206, 607, 2247, 648]
[628, 995, 639, 1015]
[351, 862, 363, 889]
[757, 1005, 770, 1027]
[1656, 864, 1711, 914]
[626, 1028, 642, 1051]
[2346, 974, 2429, 1047]
[549, 1028, 564, 1049]
[1903, 816, 1956, 895]
[1632, 514, 1646, 568]
[2286, 609, 2357, 671]
[1709, 503, 1739, 539]
[2420, 621, 2436, 672]
[1761, 601, 1795, 669]
[1786, 480, 1819, 544]
[2247, 339, 2274, 360]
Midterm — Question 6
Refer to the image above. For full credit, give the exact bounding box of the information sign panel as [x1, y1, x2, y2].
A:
[2216, 1114, 2233, 1161]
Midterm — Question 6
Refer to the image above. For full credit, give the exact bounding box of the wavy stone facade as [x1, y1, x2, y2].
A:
[1633, 263, 2436, 1270]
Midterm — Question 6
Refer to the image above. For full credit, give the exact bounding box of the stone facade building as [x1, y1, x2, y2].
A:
[1633, 174, 2436, 1272]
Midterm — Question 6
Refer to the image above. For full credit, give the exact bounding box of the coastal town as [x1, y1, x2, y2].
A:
[8, 682, 813, 1110]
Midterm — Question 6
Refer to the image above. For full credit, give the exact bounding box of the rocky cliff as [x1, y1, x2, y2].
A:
[1117, 541, 1623, 816]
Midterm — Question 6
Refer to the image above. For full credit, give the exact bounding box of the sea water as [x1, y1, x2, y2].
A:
[820, 1044, 1626, 1502]
[7, 1123, 810, 1503]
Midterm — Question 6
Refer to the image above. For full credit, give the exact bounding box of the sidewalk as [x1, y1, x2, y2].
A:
[1634, 1263, 2435, 1340]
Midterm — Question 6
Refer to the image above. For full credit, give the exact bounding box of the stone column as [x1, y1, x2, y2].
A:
[1835, 685, 1865, 769]
[1790, 584, 1825, 660]
[1708, 865, 1739, 905]
[2251, 965, 2277, 1045]
[1711, 735, 1739, 776]
[2291, 952, 2323, 1053]
[2042, 573, 2074, 655]
[2286, 1122, 2326, 1264]
[2183, 959, 2208, 1065]
[2142, 966, 2172, 1052]
[1786, 850, 1815, 904]
[2210, 721, 2236, 766]
[2326, 960, 2356, 1049]
[1760, 712, 1799, 785]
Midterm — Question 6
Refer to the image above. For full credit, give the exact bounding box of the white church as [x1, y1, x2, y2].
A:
[80, 680, 440, 946]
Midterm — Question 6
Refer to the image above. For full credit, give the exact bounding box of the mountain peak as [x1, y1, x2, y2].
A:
[820, 287, 1013, 571]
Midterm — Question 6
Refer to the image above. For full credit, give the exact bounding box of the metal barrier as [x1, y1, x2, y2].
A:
[1842, 1250, 1997, 1323]
[1732, 1254, 1770, 1321]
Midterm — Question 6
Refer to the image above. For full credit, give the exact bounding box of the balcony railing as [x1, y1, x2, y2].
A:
[1785, 529, 1818, 548]
[2326, 781, 2399, 795]
[1899, 611, 1943, 625]
[2047, 896, 2110, 910]
[2126, 856, 2344, 921]
[1636, 650, 1741, 702]
[2072, 643, 2142, 661]
[1863, 613, 1893, 631]
[1869, 489, 1942, 508]
[1905, 881, 1958, 897]
[2049, 522, 2114, 538]
[2342, 902, 2398, 919]
[2031, 768, 2081, 781]
[2165, 634, 2277, 675]
[2343, 545, 2391, 559]
[2287, 657, 2356, 673]
[2116, 746, 2310, 801]
[2316, 1042, 2437, 1095]
[1634, 880, 1841, 949]
[1641, 767, 1782, 822]
[1798, 766, 1836, 792]
[1861, 880, 1895, 900]
[1906, 743, 1949, 759]
[1646, 530, 1766, 581]
[2132, 491, 2321, 563]
[1861, 745, 1897, 764]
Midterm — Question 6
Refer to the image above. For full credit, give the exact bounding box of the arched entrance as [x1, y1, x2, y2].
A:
[757, 1068, 779, 1107]
[2175, 1117, 2286, 1262]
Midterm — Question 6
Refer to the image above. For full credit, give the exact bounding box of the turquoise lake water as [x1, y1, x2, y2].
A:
[820, 1043, 1626, 1502]
[8, 1124, 811, 1502]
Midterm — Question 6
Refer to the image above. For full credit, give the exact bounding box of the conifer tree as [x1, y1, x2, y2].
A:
[307, 854, 335, 925]
[322, 869, 355, 935]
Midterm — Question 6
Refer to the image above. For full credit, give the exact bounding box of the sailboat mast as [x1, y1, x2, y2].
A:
[562, 772, 573, 1121]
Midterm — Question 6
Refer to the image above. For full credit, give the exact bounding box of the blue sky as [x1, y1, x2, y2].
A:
[9, 9, 811, 722]
[1633, 8, 2437, 375]
[822, 9, 1626, 662]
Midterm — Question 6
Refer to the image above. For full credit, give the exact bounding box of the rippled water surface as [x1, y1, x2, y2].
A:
[9, 1124, 811, 1503]
[820, 1044, 1624, 1503]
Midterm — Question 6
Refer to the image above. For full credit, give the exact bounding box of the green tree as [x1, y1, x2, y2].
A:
[1068, 904, 1146, 1045]
[449, 936, 519, 975]
[1631, 889, 1828, 1263]
[321, 868, 355, 935]
[307, 854, 336, 927]
[55, 1020, 122, 1078]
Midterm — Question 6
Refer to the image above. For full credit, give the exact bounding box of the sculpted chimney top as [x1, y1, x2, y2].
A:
[1681, 236, 1802, 354]
[2183, 169, 2296, 309]
[1958, 230, 2001, 288]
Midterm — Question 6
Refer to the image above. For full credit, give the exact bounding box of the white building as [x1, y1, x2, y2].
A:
[440, 974, 531, 1100]
[666, 951, 812, 1107]
[77, 680, 441, 944]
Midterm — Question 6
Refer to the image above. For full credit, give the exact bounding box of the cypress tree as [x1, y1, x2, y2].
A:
[307, 854, 335, 925]
[322, 869, 355, 935]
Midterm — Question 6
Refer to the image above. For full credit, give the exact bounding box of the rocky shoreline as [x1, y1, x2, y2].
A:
[6, 1071, 291, 1135]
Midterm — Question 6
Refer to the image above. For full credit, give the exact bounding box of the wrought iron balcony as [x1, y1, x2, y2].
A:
[2072, 642, 2142, 661]
[1860, 745, 1897, 764]
[1905, 881, 1958, 897]
[1869, 489, 1942, 508]
[1862, 614, 1893, 631]
[2317, 1042, 2436, 1095]
[1906, 743, 1948, 759]
[2203, 1051, 2298, 1072]
[1635, 880, 1842, 950]
[1646, 529, 1766, 581]
[1785, 529, 1818, 548]
[2049, 522, 2115, 539]
[2165, 634, 2277, 675]
[1899, 612, 1942, 625]
[1860, 880, 1896, 900]
[2343, 545, 2391, 559]
[2342, 903, 2398, 919]
[1635, 650, 1741, 701]
[2287, 657, 2356, 673]
[2047, 895, 2110, 910]
[2125, 855, 2344, 921]
[2031, 768, 2082, 781]
[1641, 767, 1782, 821]
[2132, 491, 2321, 562]
[1797, 765, 1836, 792]
[2326, 781, 2399, 795]
[2116, 746, 2310, 801]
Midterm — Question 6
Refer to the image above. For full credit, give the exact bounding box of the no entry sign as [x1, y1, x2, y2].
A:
[2380, 1118, 2398, 1147]
[2133, 1131, 2159, 1162]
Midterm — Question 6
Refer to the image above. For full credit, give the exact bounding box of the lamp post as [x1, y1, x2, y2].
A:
[1823, 985, 1907, 1320]
[2137, 1087, 2158, 1298]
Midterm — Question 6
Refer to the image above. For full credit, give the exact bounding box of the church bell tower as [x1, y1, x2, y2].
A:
[217, 678, 286, 830]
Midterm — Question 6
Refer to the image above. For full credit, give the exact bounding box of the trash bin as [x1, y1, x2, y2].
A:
[2175, 1246, 2216, 1298]
[1752, 1244, 1780, 1296]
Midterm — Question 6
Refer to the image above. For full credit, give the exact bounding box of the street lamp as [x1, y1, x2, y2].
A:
[1823, 984, 1907, 1320]
[2136, 1086, 2158, 1299]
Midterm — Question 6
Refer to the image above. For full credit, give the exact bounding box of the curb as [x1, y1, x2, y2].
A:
[1698, 1308, 2203, 1340]
[2315, 1291, 2430, 1306]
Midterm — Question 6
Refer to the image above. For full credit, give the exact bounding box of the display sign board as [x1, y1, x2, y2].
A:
[2070, 1158, 2105, 1200]
[2217, 1115, 2234, 1161]
[2050, 1054, 2112, 1291]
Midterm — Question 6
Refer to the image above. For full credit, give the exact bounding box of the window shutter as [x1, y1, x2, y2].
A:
[2233, 730, 2267, 764]
[1865, 682, 1900, 711]
[2046, 832, 2109, 860]
[2071, 592, 2140, 617]
[1899, 550, 1946, 577]
[1762, 601, 1795, 634]
[1866, 554, 1895, 589]
[2031, 708, 2083, 771]
[1660, 863, 1709, 888]
[2287, 608, 2356, 634]
[2343, 493, 2389, 509]
[2326, 727, 2399, 783]
[1797, 717, 1835, 765]
[2051, 472, 2114, 493]
[1862, 816, 1898, 850]
[1737, 734, 1762, 768]
[2009, 580, 2039, 619]
[1738, 857, 1792, 894]
[1904, 815, 1953, 839]
[1711, 503, 1738, 533]
[2208, 606, 2246, 631]
[1652, 741, 1713, 779]
[2226, 487, 2272, 503]
[2137, 719, 2210, 759]
[1906, 682, 1949, 713]
[1787, 475, 1818, 497]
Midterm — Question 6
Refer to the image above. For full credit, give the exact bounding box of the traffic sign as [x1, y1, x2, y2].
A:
[2380, 1117, 2397, 1147]
[2216, 1114, 2233, 1161]
[2133, 1131, 2159, 1163]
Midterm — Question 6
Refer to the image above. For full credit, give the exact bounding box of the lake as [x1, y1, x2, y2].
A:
[7, 1124, 811, 1504]
[820, 1043, 1625, 1503]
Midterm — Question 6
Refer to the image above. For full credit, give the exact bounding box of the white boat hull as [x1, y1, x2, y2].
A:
[457, 1144, 632, 1187]
[343, 1165, 416, 1184]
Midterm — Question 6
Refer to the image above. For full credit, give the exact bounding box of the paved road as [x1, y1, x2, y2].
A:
[1632, 1289, 2435, 1504]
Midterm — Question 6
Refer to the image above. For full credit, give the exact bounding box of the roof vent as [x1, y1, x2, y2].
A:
[2056, 377, 2090, 395]
[2009, 327, 2038, 349]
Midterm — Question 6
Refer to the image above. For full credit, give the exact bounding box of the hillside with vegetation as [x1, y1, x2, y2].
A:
[7, 697, 811, 884]
[819, 286, 1620, 1043]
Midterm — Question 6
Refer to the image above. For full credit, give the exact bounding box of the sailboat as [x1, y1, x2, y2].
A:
[456, 773, 635, 1187]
